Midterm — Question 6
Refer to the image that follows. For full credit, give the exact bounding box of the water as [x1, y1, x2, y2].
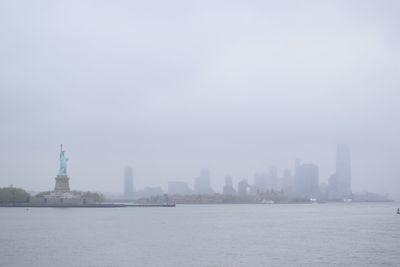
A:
[1, 203, 399, 267]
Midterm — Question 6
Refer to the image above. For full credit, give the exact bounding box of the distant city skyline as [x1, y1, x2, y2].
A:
[118, 144, 357, 200]
[2, 143, 398, 199]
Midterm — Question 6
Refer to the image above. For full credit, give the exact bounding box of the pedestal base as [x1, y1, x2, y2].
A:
[54, 175, 70, 193]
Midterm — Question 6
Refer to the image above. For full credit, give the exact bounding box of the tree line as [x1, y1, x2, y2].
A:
[0, 186, 30, 203]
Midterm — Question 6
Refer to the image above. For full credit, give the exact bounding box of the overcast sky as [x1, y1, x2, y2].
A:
[0, 0, 399, 196]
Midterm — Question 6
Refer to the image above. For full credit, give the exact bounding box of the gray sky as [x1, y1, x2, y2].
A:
[0, 0, 399, 196]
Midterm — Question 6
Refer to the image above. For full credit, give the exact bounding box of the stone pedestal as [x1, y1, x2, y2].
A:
[54, 175, 70, 193]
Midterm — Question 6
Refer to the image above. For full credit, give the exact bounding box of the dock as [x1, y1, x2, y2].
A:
[0, 203, 176, 208]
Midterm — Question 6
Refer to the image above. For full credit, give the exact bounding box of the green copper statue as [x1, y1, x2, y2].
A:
[58, 144, 69, 176]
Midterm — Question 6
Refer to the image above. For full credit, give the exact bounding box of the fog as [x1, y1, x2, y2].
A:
[0, 0, 399, 196]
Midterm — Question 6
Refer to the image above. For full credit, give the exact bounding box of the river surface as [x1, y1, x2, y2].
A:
[0, 203, 399, 267]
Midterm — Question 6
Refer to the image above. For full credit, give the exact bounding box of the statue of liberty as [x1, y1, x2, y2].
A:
[58, 144, 69, 176]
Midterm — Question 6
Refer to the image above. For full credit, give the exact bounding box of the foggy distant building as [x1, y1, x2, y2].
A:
[294, 163, 319, 199]
[133, 186, 164, 199]
[142, 186, 163, 198]
[329, 144, 352, 199]
[223, 176, 236, 195]
[238, 179, 250, 195]
[280, 168, 294, 195]
[253, 166, 278, 193]
[168, 181, 192, 195]
[123, 166, 134, 199]
[194, 168, 214, 194]
[328, 173, 338, 197]
[268, 166, 278, 191]
[318, 183, 330, 200]
[253, 172, 268, 192]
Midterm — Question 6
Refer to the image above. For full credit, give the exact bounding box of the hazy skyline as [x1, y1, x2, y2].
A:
[1, 1, 399, 196]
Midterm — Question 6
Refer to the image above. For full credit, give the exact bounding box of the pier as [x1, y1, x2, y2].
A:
[0, 203, 176, 208]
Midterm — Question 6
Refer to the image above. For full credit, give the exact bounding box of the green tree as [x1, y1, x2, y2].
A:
[0, 187, 30, 203]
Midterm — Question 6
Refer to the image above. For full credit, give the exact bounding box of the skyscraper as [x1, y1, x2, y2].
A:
[194, 168, 214, 194]
[294, 163, 319, 199]
[329, 144, 352, 199]
[123, 166, 134, 199]
[253, 166, 278, 193]
[253, 172, 267, 192]
[223, 176, 236, 195]
[168, 181, 192, 195]
[238, 179, 250, 195]
[280, 168, 294, 195]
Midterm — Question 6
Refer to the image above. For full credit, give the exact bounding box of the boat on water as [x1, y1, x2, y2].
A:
[261, 200, 275, 204]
